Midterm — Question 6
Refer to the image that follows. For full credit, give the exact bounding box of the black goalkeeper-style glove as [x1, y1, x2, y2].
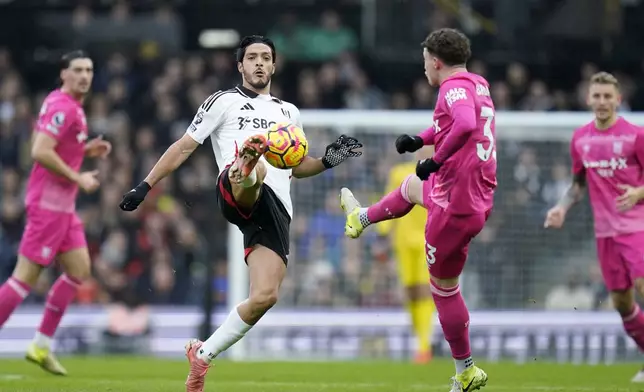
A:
[416, 159, 442, 181]
[119, 181, 152, 211]
[395, 134, 424, 154]
[321, 135, 363, 169]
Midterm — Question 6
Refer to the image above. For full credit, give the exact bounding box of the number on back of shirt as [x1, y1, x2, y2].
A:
[477, 106, 496, 162]
[426, 243, 437, 266]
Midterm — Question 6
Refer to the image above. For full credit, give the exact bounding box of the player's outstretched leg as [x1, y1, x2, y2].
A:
[340, 174, 422, 238]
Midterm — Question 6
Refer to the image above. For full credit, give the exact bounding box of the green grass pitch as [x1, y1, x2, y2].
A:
[0, 357, 642, 391]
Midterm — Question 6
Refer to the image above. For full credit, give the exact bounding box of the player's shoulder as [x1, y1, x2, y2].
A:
[617, 117, 644, 133]
[279, 99, 301, 116]
[200, 87, 245, 112]
[440, 73, 489, 104]
[42, 90, 76, 111]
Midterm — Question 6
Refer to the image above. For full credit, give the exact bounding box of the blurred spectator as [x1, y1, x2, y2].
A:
[544, 271, 594, 311]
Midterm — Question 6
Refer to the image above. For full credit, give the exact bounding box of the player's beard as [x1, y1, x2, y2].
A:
[245, 71, 271, 90]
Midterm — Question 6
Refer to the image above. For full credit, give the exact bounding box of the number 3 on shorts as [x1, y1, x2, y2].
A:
[426, 243, 437, 267]
[477, 106, 495, 162]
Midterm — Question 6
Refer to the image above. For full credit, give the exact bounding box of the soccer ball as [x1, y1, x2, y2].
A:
[264, 122, 308, 169]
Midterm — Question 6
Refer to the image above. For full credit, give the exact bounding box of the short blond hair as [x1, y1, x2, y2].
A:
[590, 71, 619, 90]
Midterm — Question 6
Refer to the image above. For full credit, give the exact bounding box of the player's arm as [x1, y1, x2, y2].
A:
[31, 106, 82, 183]
[430, 83, 477, 163]
[616, 131, 644, 210]
[415, 83, 477, 180]
[31, 131, 80, 183]
[291, 155, 326, 178]
[558, 134, 587, 211]
[143, 134, 200, 187]
[119, 97, 226, 211]
[557, 172, 586, 211]
[291, 107, 363, 178]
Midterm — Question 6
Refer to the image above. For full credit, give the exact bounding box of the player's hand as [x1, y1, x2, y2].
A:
[84, 135, 112, 159]
[119, 181, 152, 211]
[395, 135, 424, 154]
[415, 158, 441, 180]
[77, 170, 100, 194]
[544, 206, 567, 229]
[616, 184, 644, 212]
[321, 135, 363, 169]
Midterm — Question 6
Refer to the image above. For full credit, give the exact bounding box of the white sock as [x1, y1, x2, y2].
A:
[455, 357, 474, 375]
[358, 208, 371, 227]
[241, 168, 257, 188]
[197, 305, 252, 363]
[33, 332, 52, 349]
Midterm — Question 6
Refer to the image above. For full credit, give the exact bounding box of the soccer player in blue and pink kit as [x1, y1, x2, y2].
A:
[545, 71, 644, 383]
[341, 28, 494, 391]
[0, 50, 110, 375]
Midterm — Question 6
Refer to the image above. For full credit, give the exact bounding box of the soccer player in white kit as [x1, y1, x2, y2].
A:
[119, 35, 362, 391]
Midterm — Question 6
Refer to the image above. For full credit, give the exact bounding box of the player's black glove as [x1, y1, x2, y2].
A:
[119, 181, 151, 211]
[395, 134, 424, 154]
[416, 159, 442, 180]
[322, 135, 363, 169]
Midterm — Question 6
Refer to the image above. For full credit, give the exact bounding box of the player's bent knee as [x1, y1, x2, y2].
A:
[610, 289, 635, 316]
[249, 289, 279, 311]
[12, 255, 44, 286]
[431, 276, 459, 289]
[634, 278, 644, 297]
[403, 174, 424, 206]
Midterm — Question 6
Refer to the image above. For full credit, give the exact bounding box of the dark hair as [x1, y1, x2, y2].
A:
[235, 35, 276, 63]
[60, 50, 90, 70]
[421, 28, 471, 67]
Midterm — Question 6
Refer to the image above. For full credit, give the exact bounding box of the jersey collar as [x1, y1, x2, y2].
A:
[236, 85, 259, 98]
[236, 84, 283, 104]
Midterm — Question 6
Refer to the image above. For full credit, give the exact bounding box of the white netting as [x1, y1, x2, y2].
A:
[228, 111, 644, 312]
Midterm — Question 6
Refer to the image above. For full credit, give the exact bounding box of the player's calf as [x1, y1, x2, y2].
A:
[0, 256, 42, 328]
[194, 245, 285, 367]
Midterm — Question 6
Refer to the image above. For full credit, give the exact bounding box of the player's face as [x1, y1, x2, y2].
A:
[238, 43, 275, 90]
[587, 83, 621, 121]
[423, 48, 440, 87]
[61, 58, 94, 96]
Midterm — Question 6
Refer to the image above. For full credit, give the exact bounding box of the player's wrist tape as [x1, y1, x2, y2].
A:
[137, 181, 152, 194]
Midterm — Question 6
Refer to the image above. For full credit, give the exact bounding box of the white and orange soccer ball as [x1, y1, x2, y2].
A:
[264, 122, 308, 169]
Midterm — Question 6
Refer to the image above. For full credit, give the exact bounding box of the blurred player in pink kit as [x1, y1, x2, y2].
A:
[0, 50, 111, 375]
[545, 72, 644, 383]
[341, 28, 495, 391]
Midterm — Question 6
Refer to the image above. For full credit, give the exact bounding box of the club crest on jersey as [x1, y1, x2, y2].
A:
[194, 111, 204, 125]
[281, 108, 291, 119]
[444, 87, 467, 107]
[613, 141, 623, 154]
[52, 111, 65, 127]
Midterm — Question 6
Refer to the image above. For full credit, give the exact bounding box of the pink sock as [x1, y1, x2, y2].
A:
[38, 274, 80, 338]
[622, 305, 644, 351]
[431, 281, 472, 364]
[363, 175, 415, 225]
[0, 277, 31, 327]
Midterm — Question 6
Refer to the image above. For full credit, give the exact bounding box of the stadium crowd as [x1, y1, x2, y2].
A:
[0, 2, 631, 312]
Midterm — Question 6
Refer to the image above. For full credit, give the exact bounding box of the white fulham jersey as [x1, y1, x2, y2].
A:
[186, 85, 302, 217]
